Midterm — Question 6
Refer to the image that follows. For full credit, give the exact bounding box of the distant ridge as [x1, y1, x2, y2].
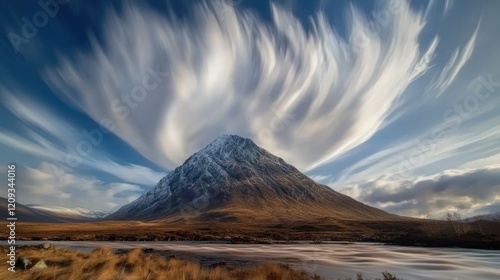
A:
[0, 198, 107, 222]
[465, 212, 500, 222]
[27, 204, 109, 220]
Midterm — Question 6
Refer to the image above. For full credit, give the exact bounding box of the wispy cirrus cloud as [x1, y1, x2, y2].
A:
[17, 162, 144, 210]
[1, 0, 496, 216]
[44, 0, 439, 171]
[444, 0, 455, 16]
[331, 114, 500, 187]
[0, 89, 166, 186]
[429, 25, 479, 95]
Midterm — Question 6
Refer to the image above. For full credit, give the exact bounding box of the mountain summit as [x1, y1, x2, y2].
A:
[109, 135, 397, 222]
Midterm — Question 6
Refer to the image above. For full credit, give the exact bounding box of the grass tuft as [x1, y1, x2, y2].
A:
[0, 246, 318, 280]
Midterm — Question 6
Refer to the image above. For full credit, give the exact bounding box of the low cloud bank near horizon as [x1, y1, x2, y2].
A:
[341, 165, 500, 219]
[14, 162, 144, 211]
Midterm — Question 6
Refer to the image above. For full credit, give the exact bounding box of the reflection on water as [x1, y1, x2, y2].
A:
[11, 241, 500, 280]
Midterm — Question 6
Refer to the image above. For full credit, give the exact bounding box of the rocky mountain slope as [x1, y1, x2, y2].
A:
[109, 135, 402, 223]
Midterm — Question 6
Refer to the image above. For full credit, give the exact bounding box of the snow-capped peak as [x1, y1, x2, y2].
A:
[108, 134, 289, 219]
[200, 134, 250, 153]
[108, 134, 397, 222]
[194, 134, 262, 162]
[209, 134, 237, 147]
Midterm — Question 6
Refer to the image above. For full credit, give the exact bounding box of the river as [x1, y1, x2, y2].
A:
[9, 241, 500, 280]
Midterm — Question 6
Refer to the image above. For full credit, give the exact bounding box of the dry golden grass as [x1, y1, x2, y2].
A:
[1, 219, 421, 242]
[0, 246, 317, 280]
[2, 218, 497, 249]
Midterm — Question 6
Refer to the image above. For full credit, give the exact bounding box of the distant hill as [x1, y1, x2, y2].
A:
[0, 198, 107, 222]
[108, 135, 404, 223]
[465, 212, 500, 222]
[0, 197, 68, 222]
[27, 204, 109, 220]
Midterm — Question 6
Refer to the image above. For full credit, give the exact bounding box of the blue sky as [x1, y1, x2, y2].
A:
[0, 0, 499, 218]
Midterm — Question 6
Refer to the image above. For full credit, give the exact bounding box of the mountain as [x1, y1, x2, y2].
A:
[0, 198, 108, 222]
[27, 205, 109, 220]
[0, 197, 69, 222]
[109, 135, 400, 223]
[465, 212, 500, 222]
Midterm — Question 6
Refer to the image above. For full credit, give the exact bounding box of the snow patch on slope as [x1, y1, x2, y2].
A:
[465, 212, 500, 222]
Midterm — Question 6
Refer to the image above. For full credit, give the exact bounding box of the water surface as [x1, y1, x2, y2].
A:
[11, 241, 500, 280]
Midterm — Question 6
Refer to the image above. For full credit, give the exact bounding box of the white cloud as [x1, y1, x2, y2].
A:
[336, 127, 500, 188]
[1, 91, 77, 142]
[44, 0, 438, 171]
[430, 25, 479, 95]
[341, 165, 500, 218]
[461, 152, 500, 169]
[308, 174, 333, 183]
[0, 131, 64, 162]
[330, 91, 500, 187]
[17, 162, 144, 211]
[0, 90, 166, 186]
[411, 36, 439, 81]
[443, 0, 454, 16]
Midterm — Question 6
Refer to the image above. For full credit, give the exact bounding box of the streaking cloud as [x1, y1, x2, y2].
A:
[0, 89, 166, 187]
[45, 0, 439, 171]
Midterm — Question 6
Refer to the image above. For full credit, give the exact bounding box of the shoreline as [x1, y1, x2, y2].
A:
[3, 242, 499, 279]
[0, 244, 322, 280]
[2, 219, 498, 250]
[2, 237, 498, 250]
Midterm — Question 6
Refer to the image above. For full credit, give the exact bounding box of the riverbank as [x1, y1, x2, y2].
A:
[0, 244, 321, 280]
[3, 242, 499, 279]
[2, 219, 499, 250]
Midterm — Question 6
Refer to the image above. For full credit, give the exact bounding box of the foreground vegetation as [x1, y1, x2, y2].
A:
[0, 245, 405, 280]
[4, 217, 499, 249]
[0, 245, 321, 280]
